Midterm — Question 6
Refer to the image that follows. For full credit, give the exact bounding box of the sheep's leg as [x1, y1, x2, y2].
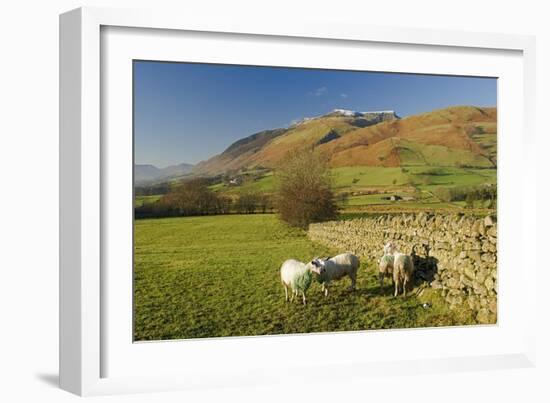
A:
[394, 281, 399, 297]
[302, 291, 306, 305]
[403, 278, 408, 296]
[350, 272, 357, 290]
[284, 284, 288, 302]
[324, 283, 329, 297]
[290, 289, 295, 302]
[379, 272, 384, 289]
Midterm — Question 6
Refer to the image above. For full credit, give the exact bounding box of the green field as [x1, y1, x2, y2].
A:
[332, 166, 411, 189]
[212, 172, 276, 195]
[395, 139, 494, 168]
[135, 195, 161, 207]
[407, 166, 496, 190]
[138, 164, 496, 216]
[332, 165, 496, 191]
[134, 214, 475, 341]
[207, 165, 495, 202]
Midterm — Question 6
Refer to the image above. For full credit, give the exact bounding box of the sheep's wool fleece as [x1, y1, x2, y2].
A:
[381, 255, 394, 265]
[315, 273, 325, 284]
[291, 270, 312, 292]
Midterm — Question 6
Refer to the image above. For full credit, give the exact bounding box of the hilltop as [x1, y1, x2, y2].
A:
[192, 106, 496, 175]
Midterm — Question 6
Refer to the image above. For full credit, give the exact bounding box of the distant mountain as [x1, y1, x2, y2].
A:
[134, 164, 162, 182]
[192, 106, 496, 175]
[135, 162, 194, 185]
[160, 162, 195, 178]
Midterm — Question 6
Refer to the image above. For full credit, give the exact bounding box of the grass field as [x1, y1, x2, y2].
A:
[331, 166, 411, 189]
[138, 164, 496, 216]
[134, 214, 475, 341]
[211, 173, 276, 195]
[407, 166, 496, 190]
[208, 165, 496, 196]
[134, 195, 162, 207]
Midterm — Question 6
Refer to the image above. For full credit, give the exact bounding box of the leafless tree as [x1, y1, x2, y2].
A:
[274, 147, 337, 228]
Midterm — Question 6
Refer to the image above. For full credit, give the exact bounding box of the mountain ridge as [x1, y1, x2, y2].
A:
[137, 105, 497, 183]
[192, 105, 496, 175]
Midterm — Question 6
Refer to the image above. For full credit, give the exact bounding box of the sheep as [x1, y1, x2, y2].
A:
[309, 253, 360, 297]
[383, 241, 397, 255]
[392, 252, 415, 297]
[378, 253, 394, 289]
[280, 259, 314, 305]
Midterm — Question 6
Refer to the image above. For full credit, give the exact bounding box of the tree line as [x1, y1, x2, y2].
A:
[134, 148, 338, 228]
[434, 184, 497, 208]
[135, 178, 275, 219]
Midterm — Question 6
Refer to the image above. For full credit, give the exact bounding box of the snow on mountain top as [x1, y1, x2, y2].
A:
[361, 110, 396, 115]
[331, 109, 397, 117]
[332, 109, 361, 117]
[290, 109, 399, 127]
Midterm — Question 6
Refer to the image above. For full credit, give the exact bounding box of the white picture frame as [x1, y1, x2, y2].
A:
[59, 6, 537, 396]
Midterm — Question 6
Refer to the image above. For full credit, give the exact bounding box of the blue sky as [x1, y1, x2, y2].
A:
[134, 61, 496, 167]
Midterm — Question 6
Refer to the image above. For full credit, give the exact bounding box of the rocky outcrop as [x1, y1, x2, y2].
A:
[308, 213, 497, 324]
[316, 129, 341, 145]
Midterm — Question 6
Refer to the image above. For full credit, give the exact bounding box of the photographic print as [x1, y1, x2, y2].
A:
[133, 61, 497, 341]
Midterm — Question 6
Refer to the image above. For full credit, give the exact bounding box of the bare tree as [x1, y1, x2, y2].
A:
[275, 147, 337, 228]
[234, 192, 258, 214]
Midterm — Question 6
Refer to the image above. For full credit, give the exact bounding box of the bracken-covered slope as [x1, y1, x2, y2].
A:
[192, 106, 496, 175]
[193, 128, 288, 174]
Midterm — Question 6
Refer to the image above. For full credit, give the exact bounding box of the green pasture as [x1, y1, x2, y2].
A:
[407, 166, 496, 191]
[137, 165, 496, 213]
[331, 166, 411, 189]
[210, 173, 275, 195]
[134, 214, 475, 341]
[395, 139, 494, 168]
[134, 195, 162, 208]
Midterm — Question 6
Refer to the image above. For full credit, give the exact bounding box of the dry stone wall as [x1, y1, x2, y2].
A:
[308, 213, 497, 323]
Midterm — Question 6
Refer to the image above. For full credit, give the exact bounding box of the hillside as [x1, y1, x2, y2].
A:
[193, 128, 287, 174]
[192, 106, 496, 175]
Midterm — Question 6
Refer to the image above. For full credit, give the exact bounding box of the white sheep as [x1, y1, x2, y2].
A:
[280, 259, 314, 305]
[383, 241, 397, 255]
[378, 253, 394, 289]
[392, 252, 415, 297]
[310, 253, 360, 296]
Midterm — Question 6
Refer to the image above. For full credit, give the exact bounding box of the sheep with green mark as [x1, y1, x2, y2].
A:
[280, 259, 315, 305]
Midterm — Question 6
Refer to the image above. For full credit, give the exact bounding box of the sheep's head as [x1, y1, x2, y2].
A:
[383, 241, 397, 255]
[308, 258, 327, 275]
